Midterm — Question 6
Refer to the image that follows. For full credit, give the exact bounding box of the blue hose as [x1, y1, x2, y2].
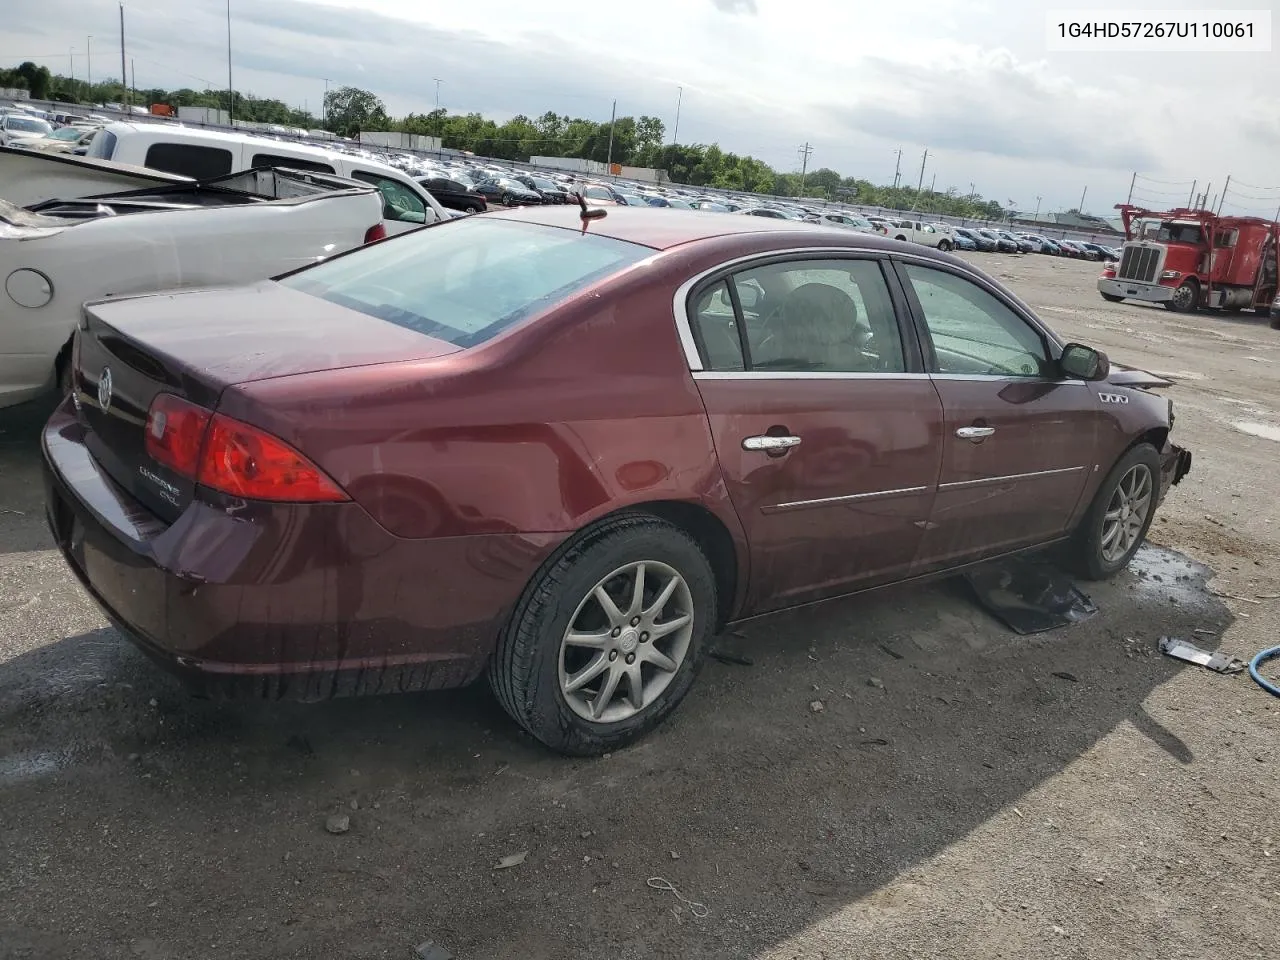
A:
[1249, 645, 1280, 698]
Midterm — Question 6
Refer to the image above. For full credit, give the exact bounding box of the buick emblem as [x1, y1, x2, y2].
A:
[97, 366, 113, 412]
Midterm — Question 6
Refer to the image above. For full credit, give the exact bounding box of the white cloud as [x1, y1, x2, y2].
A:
[2, 0, 1275, 212]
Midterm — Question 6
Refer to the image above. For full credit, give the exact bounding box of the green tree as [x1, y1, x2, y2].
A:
[323, 85, 389, 137]
[14, 61, 52, 99]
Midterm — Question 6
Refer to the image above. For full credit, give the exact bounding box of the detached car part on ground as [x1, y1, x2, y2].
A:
[43, 208, 1191, 756]
[0, 166, 387, 409]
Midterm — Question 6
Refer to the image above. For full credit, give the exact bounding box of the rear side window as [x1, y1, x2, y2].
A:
[251, 153, 334, 174]
[280, 218, 649, 348]
[144, 142, 233, 179]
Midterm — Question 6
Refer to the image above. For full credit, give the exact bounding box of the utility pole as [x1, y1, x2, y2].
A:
[1201, 182, 1212, 210]
[1033, 196, 1042, 221]
[226, 0, 234, 125]
[433, 78, 443, 112]
[910, 148, 927, 210]
[1078, 185, 1087, 213]
[322, 78, 330, 125]
[131, 58, 136, 106]
[1126, 171, 1136, 205]
[672, 85, 682, 146]
[119, 3, 128, 112]
[87, 35, 92, 89]
[798, 142, 813, 196]
[892, 148, 902, 190]
[969, 181, 975, 199]
[69, 47, 75, 84]
[928, 173, 936, 193]
[1217, 175, 1231, 214]
[606, 99, 617, 172]
[1186, 179, 1196, 207]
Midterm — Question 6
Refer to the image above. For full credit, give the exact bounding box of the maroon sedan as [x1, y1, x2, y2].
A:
[43, 207, 1191, 755]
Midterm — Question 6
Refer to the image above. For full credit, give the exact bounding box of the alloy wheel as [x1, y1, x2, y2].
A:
[558, 560, 695, 725]
[1100, 464, 1153, 563]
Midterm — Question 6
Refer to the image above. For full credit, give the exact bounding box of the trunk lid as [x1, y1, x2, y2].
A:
[74, 281, 460, 521]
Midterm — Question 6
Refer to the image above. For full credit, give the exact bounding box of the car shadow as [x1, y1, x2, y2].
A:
[0, 531, 1230, 958]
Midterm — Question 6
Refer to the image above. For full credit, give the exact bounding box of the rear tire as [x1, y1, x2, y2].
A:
[465, 203, 482, 214]
[490, 513, 716, 756]
[1063, 443, 1161, 580]
[1100, 293, 1123, 303]
[937, 239, 952, 252]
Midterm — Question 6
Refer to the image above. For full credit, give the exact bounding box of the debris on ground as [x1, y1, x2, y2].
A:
[809, 700, 825, 713]
[494, 851, 528, 870]
[867, 677, 885, 688]
[414, 941, 454, 960]
[708, 649, 754, 666]
[1159, 637, 1247, 674]
[647, 876, 708, 918]
[964, 558, 1098, 634]
[1051, 672, 1080, 683]
[324, 815, 351, 835]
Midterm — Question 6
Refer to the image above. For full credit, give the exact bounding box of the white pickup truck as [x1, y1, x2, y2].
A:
[885, 218, 954, 252]
[1, 165, 388, 408]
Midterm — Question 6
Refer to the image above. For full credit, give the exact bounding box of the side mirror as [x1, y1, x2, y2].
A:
[1060, 342, 1110, 381]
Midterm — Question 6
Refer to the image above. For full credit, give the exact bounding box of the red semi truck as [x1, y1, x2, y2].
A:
[1098, 205, 1279, 322]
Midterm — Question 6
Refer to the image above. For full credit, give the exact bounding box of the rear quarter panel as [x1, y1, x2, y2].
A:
[219, 243, 758, 596]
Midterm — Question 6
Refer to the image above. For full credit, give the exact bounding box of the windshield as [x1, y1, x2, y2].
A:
[281, 218, 649, 348]
[6, 116, 52, 134]
[1157, 222, 1204, 244]
[51, 127, 85, 140]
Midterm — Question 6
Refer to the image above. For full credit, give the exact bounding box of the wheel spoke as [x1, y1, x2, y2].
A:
[644, 574, 680, 619]
[564, 629, 611, 650]
[564, 653, 609, 693]
[591, 666, 623, 719]
[643, 647, 679, 672]
[627, 563, 646, 618]
[1104, 507, 1123, 522]
[593, 584, 625, 626]
[648, 613, 691, 641]
[1101, 523, 1122, 549]
[624, 665, 645, 710]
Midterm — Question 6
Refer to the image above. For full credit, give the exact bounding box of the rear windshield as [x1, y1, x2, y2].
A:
[280, 218, 650, 348]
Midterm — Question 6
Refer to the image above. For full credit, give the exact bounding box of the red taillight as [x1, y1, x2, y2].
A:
[146, 394, 213, 478]
[364, 223, 387, 243]
[196, 414, 348, 502]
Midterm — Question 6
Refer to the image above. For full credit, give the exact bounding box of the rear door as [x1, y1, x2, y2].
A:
[685, 253, 944, 614]
[893, 258, 1102, 571]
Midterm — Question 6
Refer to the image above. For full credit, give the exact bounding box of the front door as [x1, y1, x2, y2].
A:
[894, 260, 1102, 571]
[686, 255, 944, 614]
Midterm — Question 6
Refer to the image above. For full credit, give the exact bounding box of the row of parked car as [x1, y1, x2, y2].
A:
[0, 104, 105, 153]
[953, 226, 1120, 260]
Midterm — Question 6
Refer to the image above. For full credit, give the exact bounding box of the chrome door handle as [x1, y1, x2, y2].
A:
[743, 435, 802, 451]
[956, 426, 995, 441]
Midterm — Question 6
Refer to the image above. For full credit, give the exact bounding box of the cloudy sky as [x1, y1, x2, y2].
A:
[4, 0, 1278, 213]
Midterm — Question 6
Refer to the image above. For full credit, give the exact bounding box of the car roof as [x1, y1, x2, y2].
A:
[485, 205, 914, 252]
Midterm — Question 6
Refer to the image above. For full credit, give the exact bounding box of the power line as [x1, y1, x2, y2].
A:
[1134, 173, 1197, 187]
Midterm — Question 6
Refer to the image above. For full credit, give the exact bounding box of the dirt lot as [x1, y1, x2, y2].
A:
[0, 252, 1277, 960]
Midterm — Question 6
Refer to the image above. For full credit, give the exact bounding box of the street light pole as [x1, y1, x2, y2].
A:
[226, 0, 234, 125]
[606, 98, 617, 172]
[119, 3, 128, 112]
[87, 36, 92, 88]
[69, 47, 75, 84]
[433, 78, 442, 112]
[672, 85, 682, 146]
[322, 78, 330, 125]
[1033, 196, 1042, 222]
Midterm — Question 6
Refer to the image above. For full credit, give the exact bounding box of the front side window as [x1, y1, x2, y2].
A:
[351, 171, 426, 223]
[280, 218, 648, 348]
[903, 264, 1048, 378]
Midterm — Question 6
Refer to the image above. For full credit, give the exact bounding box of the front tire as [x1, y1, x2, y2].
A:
[490, 513, 716, 756]
[1165, 278, 1200, 313]
[1100, 293, 1123, 303]
[1064, 443, 1161, 580]
[937, 239, 952, 252]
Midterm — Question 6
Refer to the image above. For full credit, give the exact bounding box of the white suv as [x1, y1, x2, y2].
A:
[0, 112, 54, 148]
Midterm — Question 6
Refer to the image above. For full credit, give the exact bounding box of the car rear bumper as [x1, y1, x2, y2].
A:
[1158, 442, 1192, 504]
[1098, 278, 1174, 303]
[42, 402, 561, 700]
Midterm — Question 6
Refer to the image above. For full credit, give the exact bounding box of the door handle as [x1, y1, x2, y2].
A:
[743, 435, 802, 451]
[956, 426, 995, 441]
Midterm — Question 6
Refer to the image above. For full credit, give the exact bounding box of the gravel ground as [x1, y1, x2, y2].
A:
[0, 252, 1277, 960]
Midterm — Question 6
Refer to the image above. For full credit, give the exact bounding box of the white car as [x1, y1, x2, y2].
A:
[1, 167, 386, 408]
[0, 113, 54, 148]
[812, 211, 878, 233]
[885, 218, 955, 252]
